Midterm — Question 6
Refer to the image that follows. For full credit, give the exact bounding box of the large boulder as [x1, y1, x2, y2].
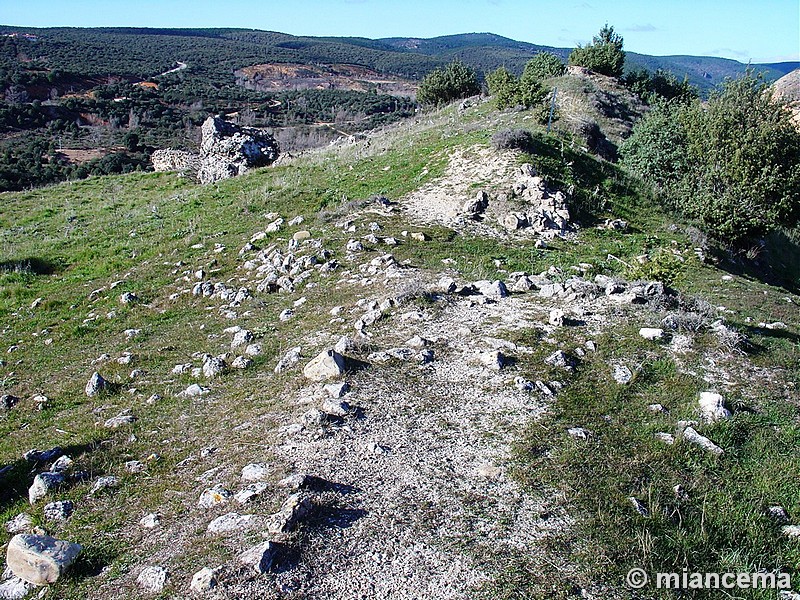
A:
[6, 534, 82, 585]
[197, 116, 279, 184]
[152, 116, 279, 185]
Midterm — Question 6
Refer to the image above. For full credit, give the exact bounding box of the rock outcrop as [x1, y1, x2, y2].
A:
[152, 116, 279, 184]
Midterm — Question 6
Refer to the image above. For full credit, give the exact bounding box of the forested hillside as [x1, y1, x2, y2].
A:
[0, 26, 795, 193]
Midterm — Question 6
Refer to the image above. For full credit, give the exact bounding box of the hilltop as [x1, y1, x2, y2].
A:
[1, 63, 799, 599]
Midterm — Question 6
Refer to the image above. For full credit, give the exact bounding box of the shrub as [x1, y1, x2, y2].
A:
[417, 59, 480, 106]
[622, 68, 698, 104]
[621, 72, 800, 244]
[491, 128, 534, 151]
[569, 24, 625, 78]
[486, 58, 553, 121]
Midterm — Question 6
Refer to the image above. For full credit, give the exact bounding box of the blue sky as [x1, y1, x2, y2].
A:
[2, 0, 798, 63]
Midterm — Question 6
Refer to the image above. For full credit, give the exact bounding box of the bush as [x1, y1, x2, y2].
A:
[569, 24, 625, 78]
[622, 68, 698, 104]
[417, 60, 481, 106]
[491, 128, 534, 151]
[621, 72, 800, 244]
[486, 58, 554, 121]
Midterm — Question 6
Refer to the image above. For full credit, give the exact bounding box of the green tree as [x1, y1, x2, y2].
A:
[486, 66, 519, 109]
[519, 60, 550, 109]
[621, 72, 800, 243]
[417, 59, 480, 106]
[524, 52, 566, 81]
[568, 24, 625, 78]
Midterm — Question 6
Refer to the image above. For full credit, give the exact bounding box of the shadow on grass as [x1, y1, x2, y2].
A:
[716, 228, 800, 293]
[0, 257, 62, 276]
[0, 441, 103, 513]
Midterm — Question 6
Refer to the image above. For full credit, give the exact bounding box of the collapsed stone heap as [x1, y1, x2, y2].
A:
[463, 163, 571, 237]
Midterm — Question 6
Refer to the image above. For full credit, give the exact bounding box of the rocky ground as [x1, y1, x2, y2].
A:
[1, 97, 798, 600]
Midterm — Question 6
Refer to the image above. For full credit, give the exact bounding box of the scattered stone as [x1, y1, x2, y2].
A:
[279, 308, 294, 321]
[202, 356, 227, 379]
[567, 427, 591, 440]
[207, 512, 255, 534]
[648, 403, 668, 414]
[418, 349, 435, 364]
[674, 485, 689, 501]
[324, 381, 349, 398]
[231, 356, 253, 370]
[322, 398, 350, 417]
[782, 525, 800, 539]
[639, 327, 664, 341]
[180, 383, 210, 397]
[234, 482, 269, 504]
[511, 276, 537, 293]
[333, 336, 354, 355]
[479, 350, 506, 371]
[279, 473, 311, 490]
[303, 349, 347, 382]
[6, 534, 82, 585]
[0, 574, 34, 599]
[535, 381, 554, 396]
[628, 497, 649, 517]
[346, 239, 364, 252]
[654, 432, 675, 445]
[267, 493, 312, 535]
[89, 476, 120, 496]
[612, 364, 633, 384]
[241, 464, 269, 482]
[104, 414, 136, 429]
[545, 350, 572, 370]
[24, 448, 63, 463]
[698, 391, 732, 423]
[681, 427, 724, 455]
[5, 514, 33, 535]
[301, 408, 329, 428]
[85, 372, 107, 397]
[473, 280, 508, 298]
[245, 343, 263, 357]
[411, 232, 428, 242]
[548, 308, 565, 327]
[463, 190, 489, 217]
[140, 513, 160, 529]
[119, 292, 139, 305]
[198, 485, 233, 509]
[1, 394, 19, 410]
[29, 473, 64, 504]
[137, 566, 168, 594]
[190, 567, 218, 593]
[514, 377, 534, 392]
[767, 506, 790, 524]
[274, 347, 302, 374]
[43, 501, 74, 522]
[231, 329, 253, 349]
[406, 335, 431, 349]
[239, 541, 278, 574]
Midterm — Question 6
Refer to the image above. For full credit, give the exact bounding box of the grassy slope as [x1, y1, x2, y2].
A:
[0, 99, 799, 598]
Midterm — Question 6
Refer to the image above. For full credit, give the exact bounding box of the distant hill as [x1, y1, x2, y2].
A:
[0, 26, 793, 94]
